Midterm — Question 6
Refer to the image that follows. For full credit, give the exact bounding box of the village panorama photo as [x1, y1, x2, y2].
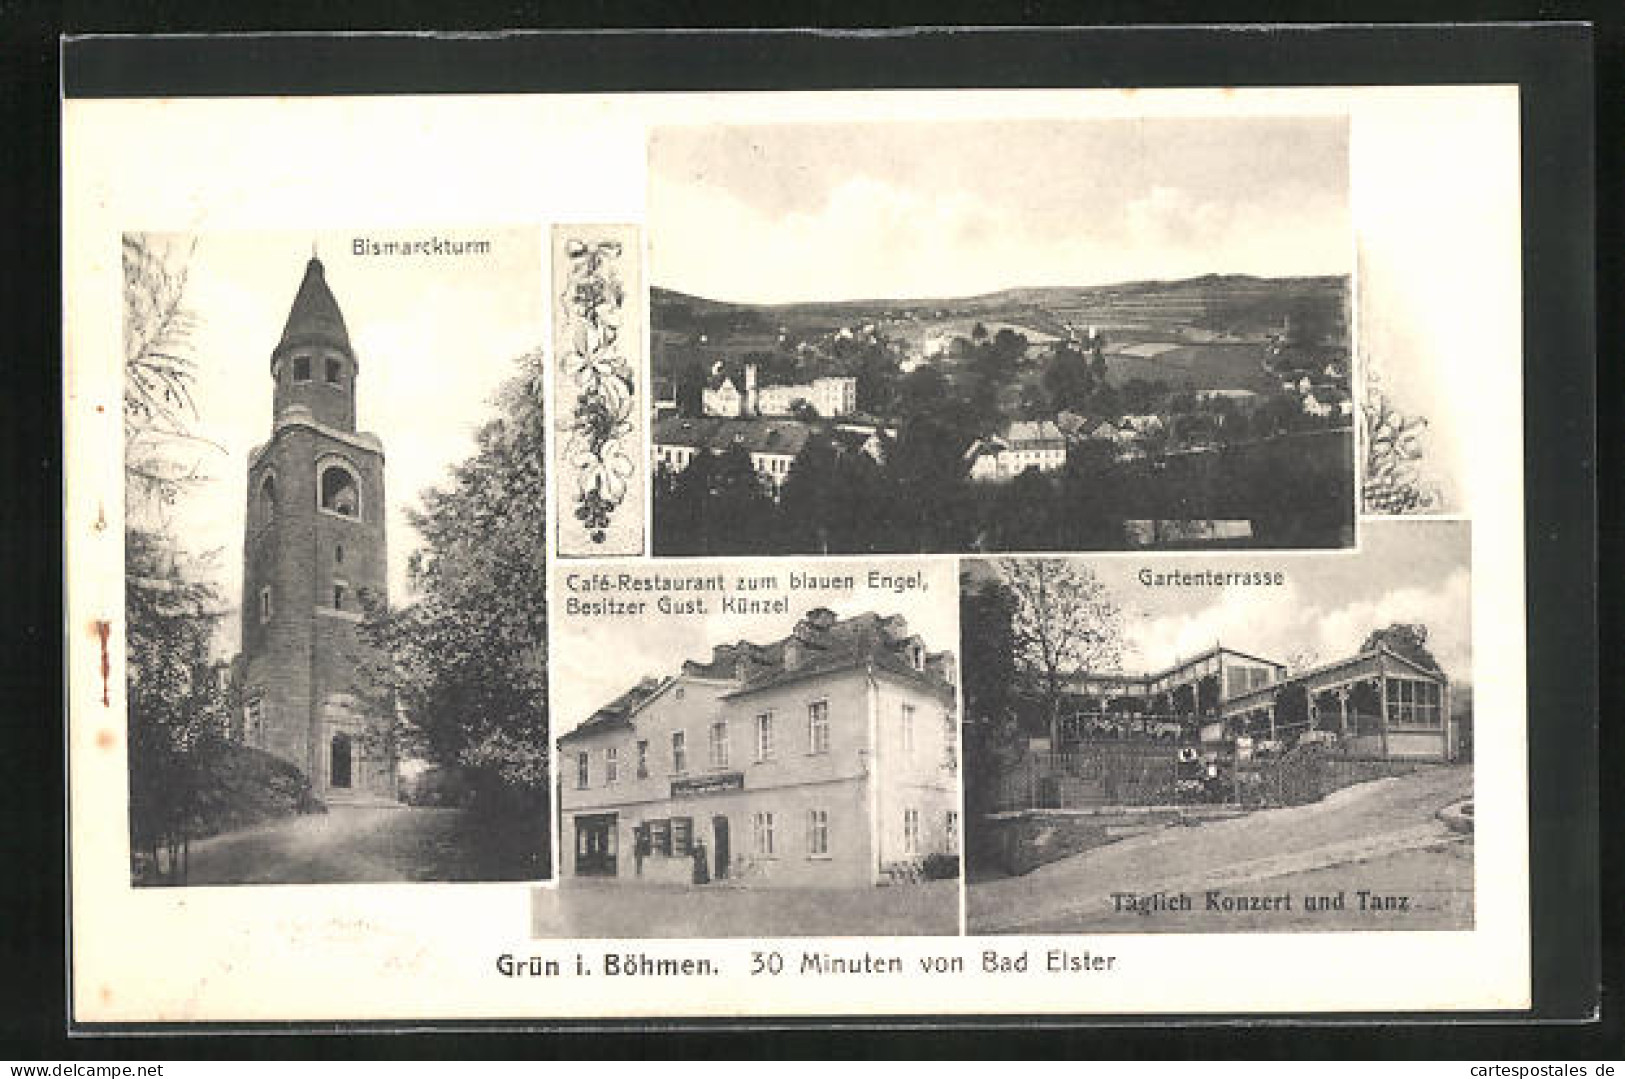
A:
[123, 229, 550, 886]
[647, 117, 1357, 556]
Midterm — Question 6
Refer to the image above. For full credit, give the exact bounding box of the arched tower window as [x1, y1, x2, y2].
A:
[319, 462, 361, 518]
[258, 473, 277, 523]
[325, 357, 343, 385]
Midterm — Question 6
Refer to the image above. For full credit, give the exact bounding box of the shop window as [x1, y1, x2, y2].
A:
[649, 818, 672, 856]
[671, 730, 687, 773]
[903, 808, 920, 855]
[807, 809, 829, 857]
[575, 751, 589, 789]
[807, 700, 829, 755]
[752, 811, 776, 856]
[325, 357, 343, 385]
[605, 746, 619, 784]
[672, 817, 693, 856]
[709, 720, 729, 768]
[755, 712, 774, 762]
[319, 463, 361, 518]
[635, 740, 649, 779]
[292, 355, 311, 382]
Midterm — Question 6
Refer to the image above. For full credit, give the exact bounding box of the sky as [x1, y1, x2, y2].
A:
[649, 117, 1350, 304]
[138, 228, 544, 648]
[551, 560, 960, 738]
[972, 519, 1471, 684]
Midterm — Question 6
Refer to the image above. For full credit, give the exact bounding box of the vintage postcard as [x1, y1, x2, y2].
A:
[64, 85, 1527, 1024]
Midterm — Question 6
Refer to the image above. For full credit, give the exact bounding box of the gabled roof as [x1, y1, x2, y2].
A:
[653, 416, 814, 458]
[275, 257, 352, 362]
[559, 675, 668, 743]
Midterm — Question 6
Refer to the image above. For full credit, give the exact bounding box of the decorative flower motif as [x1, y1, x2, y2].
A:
[561, 238, 637, 544]
[1361, 368, 1440, 514]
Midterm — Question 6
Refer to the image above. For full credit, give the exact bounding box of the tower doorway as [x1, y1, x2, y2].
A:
[330, 732, 352, 789]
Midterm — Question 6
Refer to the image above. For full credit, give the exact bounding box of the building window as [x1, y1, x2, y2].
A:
[292, 355, 311, 382]
[709, 720, 729, 768]
[258, 586, 272, 624]
[903, 808, 921, 855]
[332, 582, 346, 610]
[334, 544, 344, 565]
[753, 811, 776, 856]
[671, 730, 687, 773]
[325, 358, 343, 385]
[946, 811, 960, 851]
[807, 809, 829, 856]
[1386, 678, 1442, 728]
[605, 746, 619, 784]
[808, 700, 829, 755]
[319, 463, 360, 518]
[636, 740, 649, 779]
[902, 703, 916, 754]
[575, 751, 589, 789]
[943, 712, 958, 771]
[672, 817, 693, 856]
[755, 712, 774, 761]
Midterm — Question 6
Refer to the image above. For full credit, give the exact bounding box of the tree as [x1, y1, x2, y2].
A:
[1042, 343, 1094, 414]
[998, 559, 1126, 747]
[959, 573, 1029, 828]
[1360, 623, 1443, 673]
[122, 235, 241, 884]
[359, 352, 551, 879]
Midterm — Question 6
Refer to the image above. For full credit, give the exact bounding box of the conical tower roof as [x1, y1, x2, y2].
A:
[275, 257, 352, 358]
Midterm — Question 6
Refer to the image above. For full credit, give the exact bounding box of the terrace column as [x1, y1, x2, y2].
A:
[1337, 687, 1349, 735]
[1377, 670, 1390, 759]
[1267, 705, 1276, 742]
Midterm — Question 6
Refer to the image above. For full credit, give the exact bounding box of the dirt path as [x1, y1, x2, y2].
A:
[183, 805, 478, 885]
[969, 765, 1472, 933]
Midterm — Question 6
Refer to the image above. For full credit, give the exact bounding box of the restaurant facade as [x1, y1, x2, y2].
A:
[558, 608, 961, 888]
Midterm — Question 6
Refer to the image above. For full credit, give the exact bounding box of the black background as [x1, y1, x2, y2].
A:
[2, 8, 1611, 1059]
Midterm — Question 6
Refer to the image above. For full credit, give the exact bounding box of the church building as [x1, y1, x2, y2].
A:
[236, 256, 398, 803]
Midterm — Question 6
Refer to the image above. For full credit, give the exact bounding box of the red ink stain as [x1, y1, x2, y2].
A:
[93, 621, 111, 706]
[99, 986, 112, 1005]
[96, 729, 115, 750]
[96, 404, 105, 413]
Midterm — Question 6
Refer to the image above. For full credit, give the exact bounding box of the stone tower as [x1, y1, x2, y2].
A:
[239, 256, 396, 803]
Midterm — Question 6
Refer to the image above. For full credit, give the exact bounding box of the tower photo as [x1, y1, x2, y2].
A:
[239, 256, 396, 803]
[122, 229, 548, 886]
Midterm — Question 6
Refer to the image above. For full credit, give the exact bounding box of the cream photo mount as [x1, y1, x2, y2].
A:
[65, 85, 1527, 1024]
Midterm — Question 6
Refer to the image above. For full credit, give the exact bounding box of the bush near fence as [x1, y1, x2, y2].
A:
[994, 740, 1424, 812]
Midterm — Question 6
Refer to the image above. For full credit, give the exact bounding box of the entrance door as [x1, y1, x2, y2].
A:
[712, 815, 730, 880]
[330, 733, 352, 789]
[574, 814, 618, 876]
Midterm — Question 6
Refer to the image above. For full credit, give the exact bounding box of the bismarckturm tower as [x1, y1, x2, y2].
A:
[239, 256, 397, 803]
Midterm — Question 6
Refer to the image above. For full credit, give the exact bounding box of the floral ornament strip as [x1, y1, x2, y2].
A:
[555, 227, 644, 555]
[1360, 366, 1440, 515]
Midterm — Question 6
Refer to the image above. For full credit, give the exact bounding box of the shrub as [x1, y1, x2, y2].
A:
[921, 852, 961, 880]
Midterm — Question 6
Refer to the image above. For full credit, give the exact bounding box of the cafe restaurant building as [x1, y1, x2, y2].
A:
[558, 608, 961, 888]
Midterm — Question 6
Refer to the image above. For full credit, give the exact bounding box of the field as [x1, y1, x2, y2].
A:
[1099, 342, 1280, 394]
